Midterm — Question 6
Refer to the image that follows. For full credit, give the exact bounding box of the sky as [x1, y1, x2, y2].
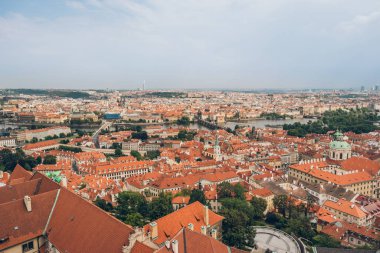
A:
[0, 0, 379, 90]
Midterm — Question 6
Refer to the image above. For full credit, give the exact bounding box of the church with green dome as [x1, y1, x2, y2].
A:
[328, 130, 352, 160]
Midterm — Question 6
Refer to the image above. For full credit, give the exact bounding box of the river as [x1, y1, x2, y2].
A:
[223, 118, 317, 129]
[164, 118, 316, 131]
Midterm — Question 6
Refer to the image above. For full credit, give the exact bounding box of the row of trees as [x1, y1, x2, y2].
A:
[27, 133, 73, 143]
[217, 182, 266, 250]
[0, 148, 56, 172]
[91, 181, 344, 250]
[176, 116, 191, 126]
[284, 108, 379, 137]
[271, 194, 340, 247]
[94, 191, 174, 227]
[128, 150, 161, 161]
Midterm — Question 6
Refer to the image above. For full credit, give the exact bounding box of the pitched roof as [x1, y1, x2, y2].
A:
[171, 196, 190, 205]
[30, 172, 61, 194]
[46, 188, 134, 253]
[9, 164, 32, 182]
[323, 199, 366, 218]
[290, 162, 373, 186]
[0, 178, 41, 204]
[0, 190, 58, 250]
[340, 157, 380, 176]
[130, 241, 156, 253]
[155, 228, 248, 253]
[23, 140, 58, 150]
[144, 201, 224, 245]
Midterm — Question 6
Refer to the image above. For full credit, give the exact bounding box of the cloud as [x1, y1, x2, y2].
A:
[337, 10, 380, 33]
[0, 0, 380, 89]
[65, 1, 87, 10]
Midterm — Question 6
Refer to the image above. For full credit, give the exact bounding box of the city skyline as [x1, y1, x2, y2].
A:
[1, 0, 380, 89]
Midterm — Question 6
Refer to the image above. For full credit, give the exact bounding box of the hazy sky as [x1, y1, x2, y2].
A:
[0, 0, 379, 90]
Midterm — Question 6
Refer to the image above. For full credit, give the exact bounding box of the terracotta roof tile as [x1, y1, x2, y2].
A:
[144, 201, 224, 245]
[46, 188, 134, 253]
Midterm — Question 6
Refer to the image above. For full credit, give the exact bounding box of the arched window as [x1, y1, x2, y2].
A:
[340, 153, 343, 160]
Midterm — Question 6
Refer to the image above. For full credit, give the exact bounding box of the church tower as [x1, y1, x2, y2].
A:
[329, 130, 352, 160]
[214, 135, 222, 161]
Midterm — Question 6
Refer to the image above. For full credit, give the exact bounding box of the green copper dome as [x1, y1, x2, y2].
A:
[329, 141, 351, 150]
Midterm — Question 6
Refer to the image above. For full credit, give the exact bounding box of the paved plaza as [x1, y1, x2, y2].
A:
[253, 227, 301, 253]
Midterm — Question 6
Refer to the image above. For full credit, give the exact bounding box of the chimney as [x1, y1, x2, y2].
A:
[61, 175, 68, 188]
[150, 222, 158, 239]
[0, 170, 3, 179]
[171, 240, 179, 253]
[24, 195, 32, 212]
[187, 223, 194, 231]
[204, 205, 209, 226]
[211, 229, 217, 239]
[165, 240, 171, 249]
[201, 225, 207, 235]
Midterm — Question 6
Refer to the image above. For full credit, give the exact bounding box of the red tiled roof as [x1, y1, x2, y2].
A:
[323, 199, 366, 218]
[0, 190, 58, 250]
[251, 188, 273, 197]
[130, 241, 155, 253]
[23, 140, 58, 150]
[46, 188, 134, 253]
[171, 196, 190, 205]
[156, 228, 248, 253]
[9, 164, 33, 182]
[340, 157, 380, 176]
[0, 178, 42, 204]
[144, 201, 224, 245]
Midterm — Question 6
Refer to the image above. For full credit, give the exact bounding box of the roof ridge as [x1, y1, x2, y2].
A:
[183, 227, 187, 253]
[43, 188, 61, 235]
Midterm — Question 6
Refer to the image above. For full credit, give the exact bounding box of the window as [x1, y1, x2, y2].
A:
[22, 241, 34, 252]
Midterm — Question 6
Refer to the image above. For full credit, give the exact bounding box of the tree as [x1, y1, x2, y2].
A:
[305, 193, 315, 217]
[250, 197, 267, 219]
[217, 182, 235, 199]
[176, 116, 190, 126]
[221, 206, 256, 249]
[114, 148, 123, 157]
[94, 197, 113, 212]
[145, 150, 160, 160]
[115, 191, 148, 220]
[43, 155, 57, 164]
[148, 193, 174, 220]
[265, 212, 287, 229]
[0, 148, 38, 172]
[36, 156, 42, 164]
[233, 183, 246, 200]
[312, 234, 341, 248]
[111, 142, 122, 149]
[285, 217, 315, 241]
[217, 182, 246, 200]
[132, 131, 148, 140]
[130, 150, 142, 161]
[189, 189, 206, 205]
[124, 213, 145, 227]
[273, 195, 287, 217]
[177, 130, 196, 141]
